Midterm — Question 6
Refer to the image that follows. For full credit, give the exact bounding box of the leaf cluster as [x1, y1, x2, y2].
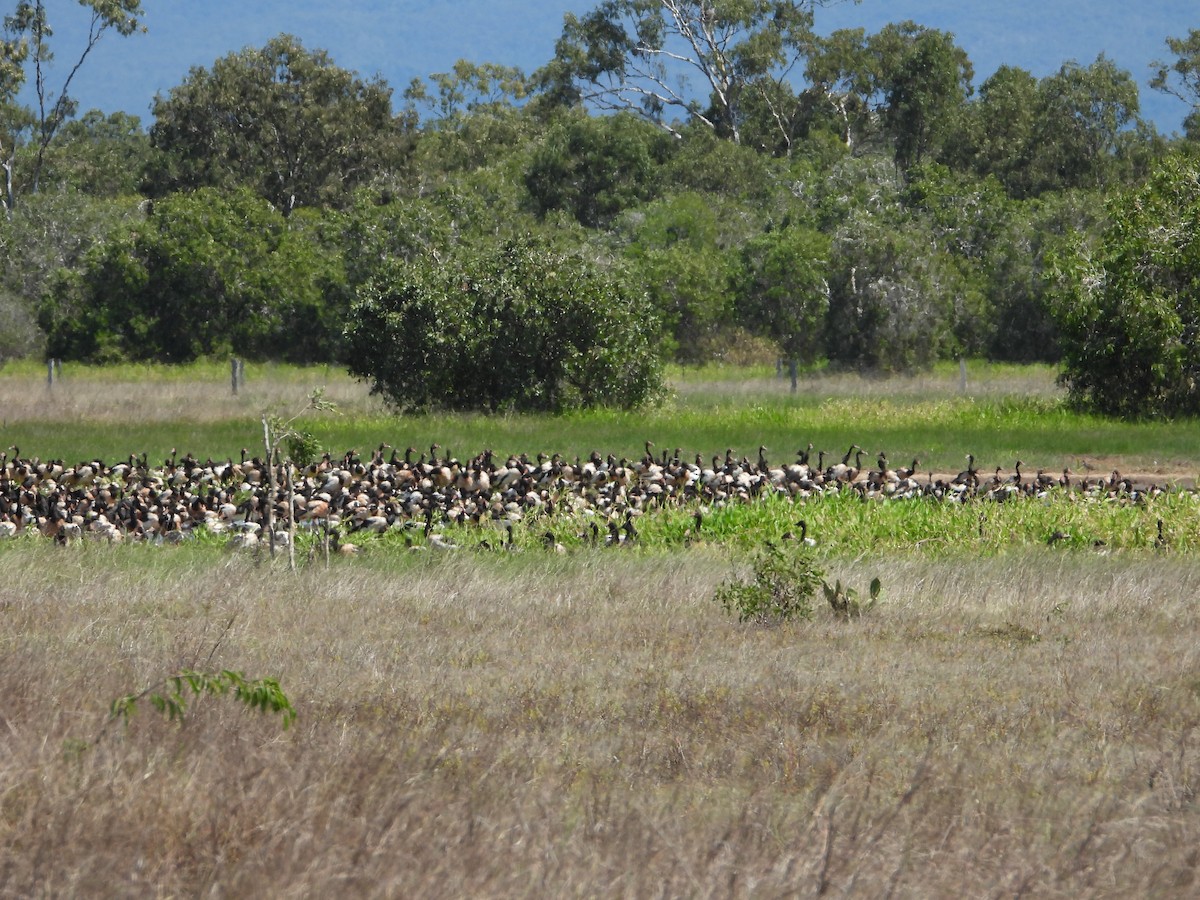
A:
[110, 668, 296, 731]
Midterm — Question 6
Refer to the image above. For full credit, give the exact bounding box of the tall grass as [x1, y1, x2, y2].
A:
[2, 546, 1199, 895]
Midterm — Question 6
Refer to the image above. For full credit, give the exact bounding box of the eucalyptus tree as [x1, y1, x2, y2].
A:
[940, 65, 1038, 192]
[1025, 55, 1143, 195]
[870, 21, 973, 172]
[1151, 28, 1200, 139]
[147, 34, 413, 213]
[0, 0, 144, 210]
[798, 26, 876, 152]
[536, 0, 857, 154]
[403, 59, 531, 126]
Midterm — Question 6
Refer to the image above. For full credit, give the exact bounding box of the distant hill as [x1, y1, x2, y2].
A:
[21, 0, 1196, 134]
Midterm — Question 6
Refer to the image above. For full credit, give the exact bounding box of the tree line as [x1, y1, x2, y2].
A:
[2, 1, 1200, 416]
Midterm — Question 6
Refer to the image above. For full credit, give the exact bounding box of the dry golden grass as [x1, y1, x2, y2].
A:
[671, 361, 1063, 403]
[0, 363, 384, 424]
[2, 544, 1199, 897]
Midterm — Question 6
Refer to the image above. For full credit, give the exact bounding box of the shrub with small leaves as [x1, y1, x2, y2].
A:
[715, 543, 825, 624]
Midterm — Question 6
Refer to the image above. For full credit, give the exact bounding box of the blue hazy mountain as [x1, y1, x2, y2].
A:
[25, 0, 1196, 134]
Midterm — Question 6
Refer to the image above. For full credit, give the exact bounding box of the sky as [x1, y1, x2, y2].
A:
[18, 0, 1197, 135]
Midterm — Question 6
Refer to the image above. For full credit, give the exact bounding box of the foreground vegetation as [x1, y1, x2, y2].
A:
[2, 547, 1199, 895]
[3, 362, 1200, 894]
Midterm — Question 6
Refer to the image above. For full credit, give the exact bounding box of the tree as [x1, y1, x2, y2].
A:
[0, 188, 140, 359]
[985, 189, 1105, 363]
[31, 108, 149, 196]
[798, 27, 876, 152]
[1151, 28, 1200, 139]
[825, 206, 966, 374]
[40, 187, 346, 363]
[735, 224, 829, 367]
[1, 0, 144, 211]
[941, 65, 1038, 192]
[403, 59, 530, 126]
[525, 110, 673, 227]
[1049, 155, 1200, 418]
[617, 190, 746, 360]
[946, 56, 1147, 198]
[344, 237, 663, 413]
[536, 1, 855, 150]
[1027, 55, 1143, 195]
[868, 22, 973, 172]
[147, 34, 413, 213]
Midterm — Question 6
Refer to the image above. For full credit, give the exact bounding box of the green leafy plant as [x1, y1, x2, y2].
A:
[715, 542, 825, 624]
[824, 576, 883, 620]
[110, 669, 296, 730]
[345, 236, 663, 413]
[284, 430, 324, 468]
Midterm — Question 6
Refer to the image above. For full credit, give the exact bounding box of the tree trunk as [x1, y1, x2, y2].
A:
[1, 145, 13, 216]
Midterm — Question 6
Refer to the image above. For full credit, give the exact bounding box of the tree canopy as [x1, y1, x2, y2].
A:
[40, 187, 343, 363]
[146, 34, 414, 212]
[537, 1, 855, 149]
[1152, 28, 1200, 138]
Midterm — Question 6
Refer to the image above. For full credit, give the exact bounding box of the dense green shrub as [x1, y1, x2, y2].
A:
[344, 237, 663, 412]
[1050, 155, 1200, 418]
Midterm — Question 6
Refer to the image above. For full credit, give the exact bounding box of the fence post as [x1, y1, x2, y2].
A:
[232, 357, 244, 395]
[959, 358, 968, 394]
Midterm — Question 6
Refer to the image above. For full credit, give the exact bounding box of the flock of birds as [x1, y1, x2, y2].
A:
[0, 442, 1185, 552]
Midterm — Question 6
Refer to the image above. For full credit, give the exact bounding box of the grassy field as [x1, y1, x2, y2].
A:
[2, 359, 1199, 478]
[2, 547, 1199, 895]
[3, 361, 1200, 896]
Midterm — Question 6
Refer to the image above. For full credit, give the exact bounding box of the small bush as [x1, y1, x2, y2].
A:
[825, 577, 883, 620]
[715, 543, 825, 624]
